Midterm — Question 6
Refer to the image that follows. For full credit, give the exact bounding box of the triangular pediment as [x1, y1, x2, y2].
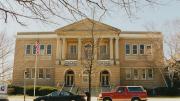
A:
[55, 18, 121, 33]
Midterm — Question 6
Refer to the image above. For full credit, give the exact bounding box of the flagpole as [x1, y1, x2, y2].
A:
[34, 51, 37, 96]
[34, 41, 39, 97]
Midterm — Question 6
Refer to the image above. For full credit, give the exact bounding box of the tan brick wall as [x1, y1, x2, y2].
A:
[120, 68, 165, 88]
[54, 65, 120, 88]
[13, 20, 165, 89]
[13, 38, 57, 86]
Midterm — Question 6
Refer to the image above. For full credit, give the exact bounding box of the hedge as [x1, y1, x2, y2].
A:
[145, 87, 180, 96]
[8, 85, 57, 96]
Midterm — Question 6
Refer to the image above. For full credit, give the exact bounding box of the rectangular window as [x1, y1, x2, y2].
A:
[125, 69, 131, 80]
[47, 45, 52, 55]
[100, 45, 108, 59]
[83, 75, 88, 83]
[68, 45, 77, 59]
[146, 45, 152, 55]
[32, 45, 36, 55]
[147, 68, 153, 79]
[40, 45, 45, 55]
[45, 68, 51, 79]
[38, 68, 44, 79]
[140, 44, 145, 54]
[133, 69, 139, 80]
[140, 69, 146, 80]
[70, 45, 77, 54]
[25, 45, 31, 55]
[25, 68, 31, 79]
[125, 44, 131, 55]
[132, 45, 138, 54]
[31, 68, 35, 78]
[82, 71, 89, 83]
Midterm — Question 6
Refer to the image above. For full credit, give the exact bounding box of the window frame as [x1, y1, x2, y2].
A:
[38, 68, 44, 79]
[99, 44, 109, 60]
[139, 44, 145, 55]
[125, 68, 131, 80]
[45, 68, 51, 79]
[47, 44, 52, 55]
[146, 44, 152, 55]
[140, 69, 146, 80]
[147, 68, 153, 80]
[132, 44, 138, 55]
[125, 43, 131, 55]
[82, 70, 89, 83]
[31, 68, 35, 79]
[25, 45, 31, 55]
[32, 45, 37, 55]
[25, 68, 31, 79]
[40, 44, 45, 55]
[133, 68, 139, 80]
[68, 43, 78, 55]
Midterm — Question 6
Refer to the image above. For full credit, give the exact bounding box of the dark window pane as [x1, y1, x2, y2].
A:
[47, 45, 51, 55]
[128, 87, 143, 92]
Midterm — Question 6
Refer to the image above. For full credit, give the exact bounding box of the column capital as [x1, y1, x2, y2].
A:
[115, 37, 119, 40]
[110, 37, 114, 40]
[78, 38, 82, 41]
[94, 37, 98, 41]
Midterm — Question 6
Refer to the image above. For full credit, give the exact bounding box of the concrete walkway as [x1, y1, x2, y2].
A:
[7, 96, 180, 101]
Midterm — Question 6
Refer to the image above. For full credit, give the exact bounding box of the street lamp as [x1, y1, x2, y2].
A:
[24, 71, 27, 101]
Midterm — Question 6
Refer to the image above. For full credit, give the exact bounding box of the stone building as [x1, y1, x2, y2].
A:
[13, 18, 166, 89]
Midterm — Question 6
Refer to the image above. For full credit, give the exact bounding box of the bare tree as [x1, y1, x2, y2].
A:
[0, 32, 14, 81]
[165, 33, 180, 87]
[0, 0, 165, 25]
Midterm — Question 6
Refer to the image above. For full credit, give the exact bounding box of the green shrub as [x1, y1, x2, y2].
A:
[155, 87, 180, 96]
[14, 86, 24, 94]
[26, 86, 41, 96]
[38, 86, 57, 96]
[8, 85, 58, 96]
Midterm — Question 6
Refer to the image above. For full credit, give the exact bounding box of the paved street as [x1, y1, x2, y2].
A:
[7, 96, 180, 101]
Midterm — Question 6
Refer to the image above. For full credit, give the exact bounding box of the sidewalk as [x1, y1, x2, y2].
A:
[7, 96, 180, 101]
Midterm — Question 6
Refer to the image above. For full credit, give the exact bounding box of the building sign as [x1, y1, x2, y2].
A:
[0, 81, 7, 94]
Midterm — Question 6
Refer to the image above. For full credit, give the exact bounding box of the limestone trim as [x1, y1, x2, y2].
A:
[78, 38, 82, 60]
[119, 34, 162, 38]
[62, 38, 66, 60]
[16, 34, 57, 38]
[109, 37, 113, 60]
[115, 37, 119, 64]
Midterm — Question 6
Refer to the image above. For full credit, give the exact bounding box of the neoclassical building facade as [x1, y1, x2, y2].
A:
[13, 18, 166, 89]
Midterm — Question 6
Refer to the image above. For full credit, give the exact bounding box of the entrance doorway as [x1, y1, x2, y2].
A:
[65, 70, 74, 86]
[100, 70, 110, 86]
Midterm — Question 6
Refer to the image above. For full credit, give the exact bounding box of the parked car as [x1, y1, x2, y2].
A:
[34, 90, 86, 101]
[98, 86, 147, 101]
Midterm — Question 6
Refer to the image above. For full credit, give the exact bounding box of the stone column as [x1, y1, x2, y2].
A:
[115, 37, 119, 64]
[59, 38, 62, 60]
[78, 38, 81, 60]
[56, 38, 60, 59]
[110, 37, 114, 65]
[110, 38, 113, 59]
[56, 38, 60, 64]
[94, 38, 98, 61]
[62, 38, 66, 60]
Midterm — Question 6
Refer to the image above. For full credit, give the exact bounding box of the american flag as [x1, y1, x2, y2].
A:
[35, 40, 40, 55]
